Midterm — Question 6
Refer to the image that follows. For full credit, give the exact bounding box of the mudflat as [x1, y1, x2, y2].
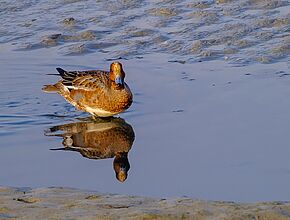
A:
[1, 186, 290, 219]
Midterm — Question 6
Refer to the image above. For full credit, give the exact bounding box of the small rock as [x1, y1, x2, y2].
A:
[14, 197, 40, 203]
[85, 195, 101, 200]
[172, 109, 184, 113]
[41, 34, 62, 46]
[63, 17, 76, 25]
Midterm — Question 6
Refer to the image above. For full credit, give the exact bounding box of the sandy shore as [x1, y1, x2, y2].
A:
[0, 187, 289, 220]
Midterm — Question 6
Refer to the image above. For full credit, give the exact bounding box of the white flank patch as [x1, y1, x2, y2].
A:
[65, 85, 92, 91]
[85, 106, 116, 117]
[86, 123, 118, 132]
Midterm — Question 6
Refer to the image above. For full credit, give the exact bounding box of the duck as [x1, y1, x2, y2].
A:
[42, 62, 133, 117]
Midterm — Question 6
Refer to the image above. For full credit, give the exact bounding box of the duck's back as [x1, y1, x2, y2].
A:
[57, 68, 110, 88]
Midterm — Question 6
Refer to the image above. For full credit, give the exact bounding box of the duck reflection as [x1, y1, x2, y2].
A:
[45, 117, 135, 182]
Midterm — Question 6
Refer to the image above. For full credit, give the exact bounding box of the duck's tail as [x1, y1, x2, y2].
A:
[43, 82, 82, 111]
[42, 84, 59, 93]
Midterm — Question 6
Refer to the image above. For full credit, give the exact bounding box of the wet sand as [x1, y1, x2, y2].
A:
[1, 186, 290, 219]
[1, 0, 289, 64]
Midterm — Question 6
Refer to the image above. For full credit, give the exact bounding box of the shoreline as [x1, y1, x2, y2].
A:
[1, 187, 289, 219]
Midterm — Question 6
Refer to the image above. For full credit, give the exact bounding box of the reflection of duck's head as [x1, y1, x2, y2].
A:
[46, 117, 135, 182]
[113, 152, 130, 182]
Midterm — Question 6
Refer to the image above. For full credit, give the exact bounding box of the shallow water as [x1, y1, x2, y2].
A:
[0, 0, 290, 202]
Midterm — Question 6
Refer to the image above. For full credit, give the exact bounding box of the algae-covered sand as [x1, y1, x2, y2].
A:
[1, 187, 290, 219]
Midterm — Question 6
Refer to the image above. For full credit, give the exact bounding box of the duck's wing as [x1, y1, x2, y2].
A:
[56, 68, 108, 86]
[71, 74, 110, 91]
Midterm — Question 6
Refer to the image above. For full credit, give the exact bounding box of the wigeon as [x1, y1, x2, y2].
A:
[43, 62, 133, 117]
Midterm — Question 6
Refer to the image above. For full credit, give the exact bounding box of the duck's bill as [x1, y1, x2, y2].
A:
[115, 76, 123, 86]
[120, 167, 127, 172]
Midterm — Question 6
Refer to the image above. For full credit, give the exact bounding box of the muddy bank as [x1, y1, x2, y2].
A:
[1, 0, 289, 64]
[0, 187, 289, 219]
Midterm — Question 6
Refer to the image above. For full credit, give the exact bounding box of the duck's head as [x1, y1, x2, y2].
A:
[109, 62, 125, 89]
[113, 152, 130, 182]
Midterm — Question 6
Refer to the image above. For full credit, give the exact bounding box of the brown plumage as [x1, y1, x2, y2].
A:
[46, 117, 135, 182]
[42, 62, 133, 117]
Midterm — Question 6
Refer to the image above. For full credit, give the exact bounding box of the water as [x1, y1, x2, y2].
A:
[0, 0, 290, 202]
